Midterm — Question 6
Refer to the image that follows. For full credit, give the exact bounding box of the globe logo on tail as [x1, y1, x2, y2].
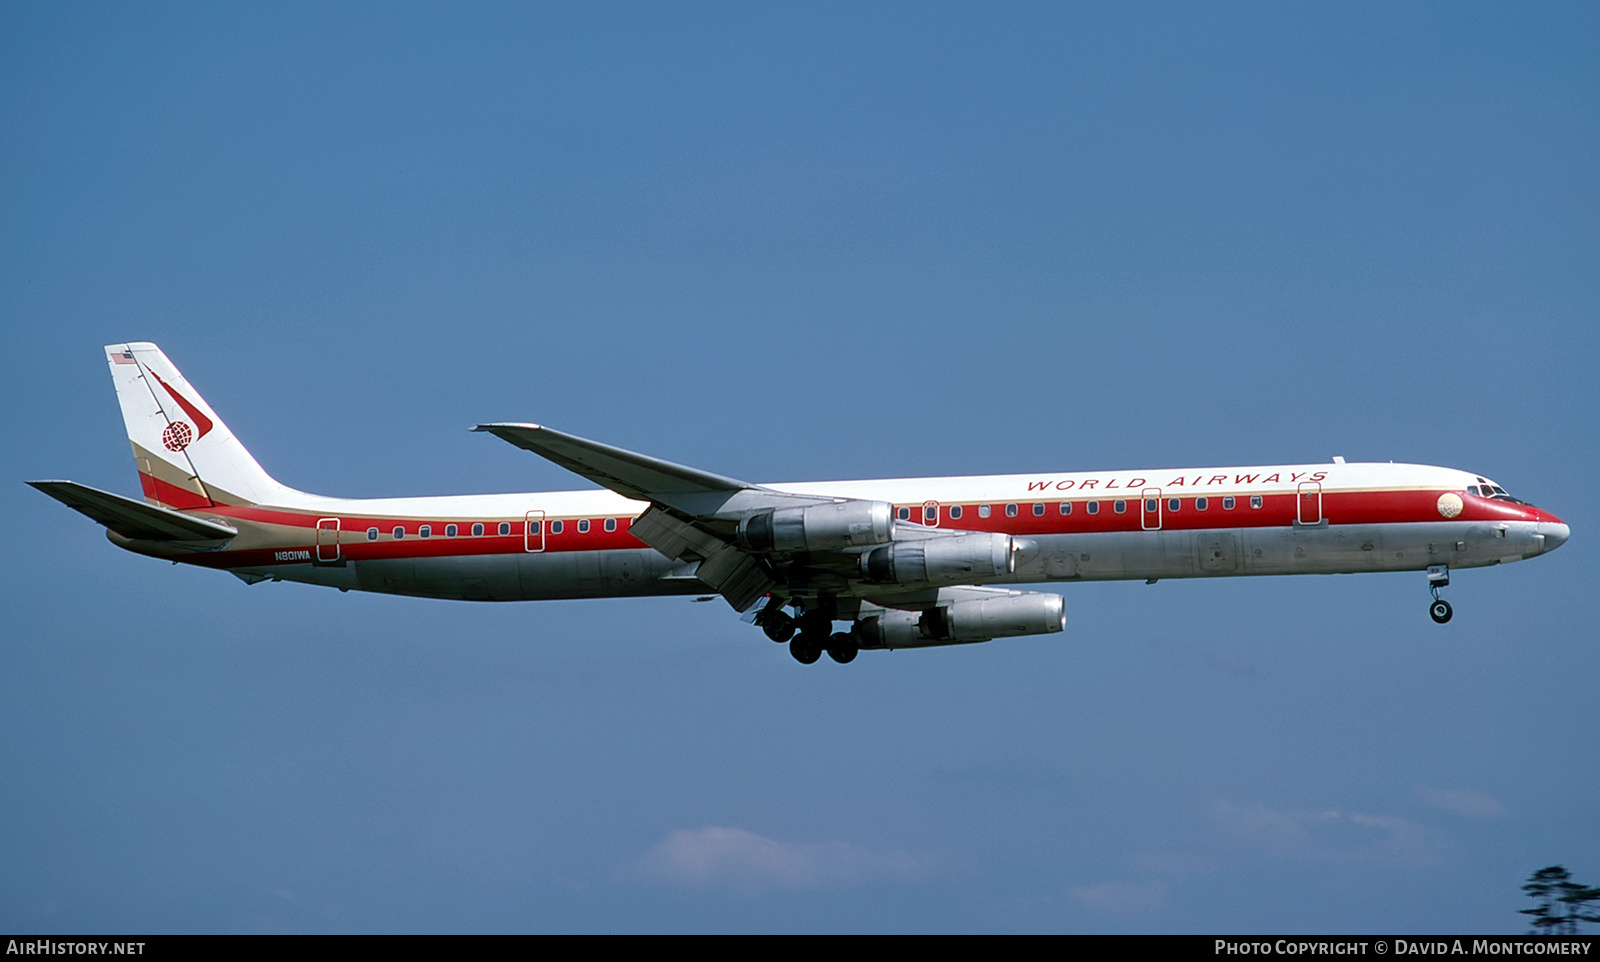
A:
[162, 421, 194, 452]
[148, 370, 214, 445]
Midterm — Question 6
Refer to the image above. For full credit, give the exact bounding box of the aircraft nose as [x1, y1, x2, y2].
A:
[1539, 521, 1570, 553]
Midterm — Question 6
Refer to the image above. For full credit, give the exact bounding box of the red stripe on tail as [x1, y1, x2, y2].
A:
[148, 370, 214, 440]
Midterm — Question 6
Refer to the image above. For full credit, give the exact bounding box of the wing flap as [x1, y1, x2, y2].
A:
[692, 546, 774, 611]
[629, 506, 722, 561]
[29, 480, 238, 543]
[631, 506, 775, 609]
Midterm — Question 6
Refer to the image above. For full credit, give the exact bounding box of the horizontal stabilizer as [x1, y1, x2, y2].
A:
[28, 480, 238, 543]
[472, 423, 756, 502]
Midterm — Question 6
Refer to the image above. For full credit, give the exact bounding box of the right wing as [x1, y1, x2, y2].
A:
[472, 422, 753, 504]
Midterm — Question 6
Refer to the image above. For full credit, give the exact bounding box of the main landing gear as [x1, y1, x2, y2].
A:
[788, 629, 860, 665]
[754, 598, 860, 665]
[1427, 565, 1453, 624]
[758, 607, 796, 643]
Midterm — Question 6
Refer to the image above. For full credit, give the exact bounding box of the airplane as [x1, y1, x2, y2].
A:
[31, 343, 1571, 665]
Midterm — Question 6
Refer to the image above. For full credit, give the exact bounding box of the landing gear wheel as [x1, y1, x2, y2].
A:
[762, 613, 795, 643]
[790, 636, 821, 664]
[826, 632, 858, 664]
[1429, 599, 1453, 624]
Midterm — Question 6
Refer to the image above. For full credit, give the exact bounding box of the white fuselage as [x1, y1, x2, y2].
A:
[126, 460, 1567, 604]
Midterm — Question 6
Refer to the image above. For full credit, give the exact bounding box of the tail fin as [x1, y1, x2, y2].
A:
[106, 343, 303, 508]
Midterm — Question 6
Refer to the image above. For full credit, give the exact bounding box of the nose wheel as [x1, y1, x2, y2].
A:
[1426, 565, 1453, 624]
[1429, 598, 1453, 624]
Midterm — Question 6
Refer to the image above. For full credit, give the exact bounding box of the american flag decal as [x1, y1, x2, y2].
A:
[112, 351, 136, 365]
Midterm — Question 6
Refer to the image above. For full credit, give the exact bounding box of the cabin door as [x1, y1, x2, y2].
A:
[1141, 488, 1162, 531]
[316, 518, 341, 563]
[1297, 483, 1323, 524]
[524, 510, 546, 552]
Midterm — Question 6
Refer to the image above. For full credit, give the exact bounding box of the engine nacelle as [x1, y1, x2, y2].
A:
[737, 500, 895, 554]
[860, 533, 1014, 586]
[856, 590, 1066, 649]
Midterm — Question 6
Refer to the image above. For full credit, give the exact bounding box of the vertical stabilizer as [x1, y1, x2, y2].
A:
[106, 343, 303, 508]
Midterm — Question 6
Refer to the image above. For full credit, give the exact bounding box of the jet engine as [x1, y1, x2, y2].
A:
[737, 500, 895, 554]
[860, 532, 1015, 586]
[855, 589, 1066, 649]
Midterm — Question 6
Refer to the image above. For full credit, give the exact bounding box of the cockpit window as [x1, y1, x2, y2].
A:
[1472, 479, 1530, 505]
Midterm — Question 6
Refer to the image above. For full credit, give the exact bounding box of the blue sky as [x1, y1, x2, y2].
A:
[3, 1, 1596, 933]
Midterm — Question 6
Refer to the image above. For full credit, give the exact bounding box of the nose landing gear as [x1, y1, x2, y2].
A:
[1427, 565, 1453, 624]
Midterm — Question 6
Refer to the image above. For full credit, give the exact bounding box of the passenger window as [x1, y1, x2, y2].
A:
[1145, 499, 1158, 512]
[498, 522, 510, 536]
[578, 519, 590, 533]
[528, 520, 541, 535]
[979, 504, 991, 518]
[1059, 502, 1072, 515]
[1033, 503, 1045, 516]
[551, 520, 563, 534]
[1005, 504, 1018, 517]
[1223, 496, 1235, 510]
[420, 525, 431, 539]
[924, 506, 937, 523]
[393, 526, 405, 540]
[1250, 495, 1263, 509]
[472, 523, 484, 537]
[1113, 500, 1126, 513]
[367, 527, 378, 541]
[1168, 498, 1180, 512]
[950, 505, 963, 519]
[604, 518, 616, 532]
[445, 524, 458, 537]
[1196, 497, 1208, 510]
[1086, 501, 1099, 515]
[897, 506, 911, 521]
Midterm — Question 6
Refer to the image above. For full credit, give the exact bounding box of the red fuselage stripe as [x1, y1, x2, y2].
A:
[170, 487, 1559, 569]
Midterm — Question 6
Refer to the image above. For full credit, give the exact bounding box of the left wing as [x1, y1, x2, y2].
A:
[474, 423, 837, 609]
[474, 423, 1028, 614]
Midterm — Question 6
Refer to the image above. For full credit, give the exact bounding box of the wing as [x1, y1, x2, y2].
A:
[474, 423, 1033, 614]
[474, 423, 836, 610]
[472, 423, 753, 504]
